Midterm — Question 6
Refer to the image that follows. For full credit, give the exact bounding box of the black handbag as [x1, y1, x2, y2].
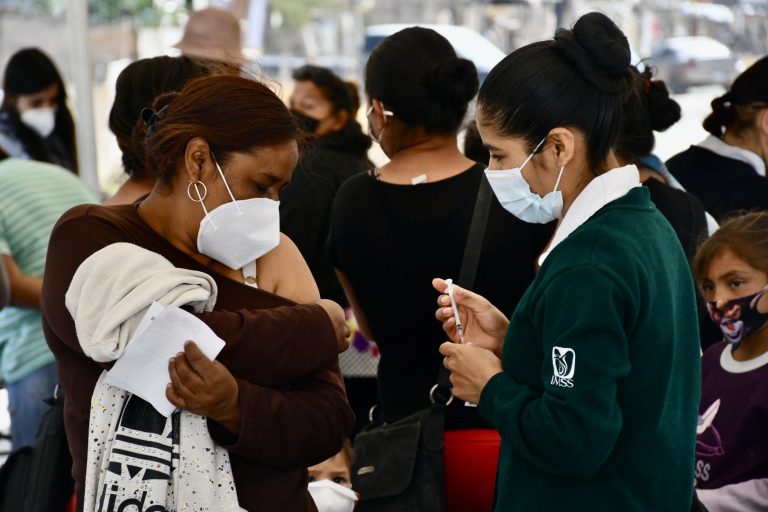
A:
[351, 175, 493, 511]
[0, 385, 74, 512]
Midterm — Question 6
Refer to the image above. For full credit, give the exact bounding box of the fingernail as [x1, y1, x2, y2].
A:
[176, 352, 184, 358]
[169, 357, 175, 364]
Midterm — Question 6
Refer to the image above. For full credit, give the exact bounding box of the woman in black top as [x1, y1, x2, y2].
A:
[327, 26, 552, 510]
[616, 66, 709, 261]
[616, 66, 721, 352]
[667, 56, 768, 220]
[0, 48, 77, 172]
[281, 65, 371, 306]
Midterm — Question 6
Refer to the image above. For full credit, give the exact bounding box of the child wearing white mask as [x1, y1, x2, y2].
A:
[308, 440, 358, 512]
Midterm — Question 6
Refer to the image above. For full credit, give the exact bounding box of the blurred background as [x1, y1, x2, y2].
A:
[0, 0, 765, 194]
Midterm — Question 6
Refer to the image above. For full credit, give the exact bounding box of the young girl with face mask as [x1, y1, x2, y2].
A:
[0, 48, 78, 173]
[692, 212, 768, 511]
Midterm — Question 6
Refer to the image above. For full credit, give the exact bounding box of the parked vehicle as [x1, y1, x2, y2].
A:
[645, 36, 742, 94]
[364, 24, 506, 83]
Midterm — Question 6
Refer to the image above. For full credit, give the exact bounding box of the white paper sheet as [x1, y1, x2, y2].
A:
[104, 302, 225, 417]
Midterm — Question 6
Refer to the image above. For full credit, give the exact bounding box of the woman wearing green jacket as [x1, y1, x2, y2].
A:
[435, 13, 701, 511]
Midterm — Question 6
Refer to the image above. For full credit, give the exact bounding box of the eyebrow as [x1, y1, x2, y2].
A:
[715, 270, 750, 281]
[483, 143, 501, 152]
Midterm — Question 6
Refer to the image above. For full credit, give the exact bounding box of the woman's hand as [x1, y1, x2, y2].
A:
[439, 342, 503, 404]
[433, 278, 509, 357]
[167, 341, 241, 434]
[316, 298, 351, 352]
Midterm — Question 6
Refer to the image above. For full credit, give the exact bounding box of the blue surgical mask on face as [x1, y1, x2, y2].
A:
[484, 137, 565, 224]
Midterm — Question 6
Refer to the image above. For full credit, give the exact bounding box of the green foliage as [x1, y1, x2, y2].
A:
[88, 0, 159, 25]
[270, 0, 346, 27]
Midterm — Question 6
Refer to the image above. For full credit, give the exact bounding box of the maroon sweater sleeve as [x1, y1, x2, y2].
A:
[208, 364, 354, 468]
[41, 206, 339, 380]
[196, 306, 339, 383]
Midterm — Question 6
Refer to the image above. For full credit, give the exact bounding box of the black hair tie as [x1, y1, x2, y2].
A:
[140, 105, 169, 136]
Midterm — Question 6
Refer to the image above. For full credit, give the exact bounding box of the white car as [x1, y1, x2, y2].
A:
[645, 36, 741, 93]
[364, 24, 506, 83]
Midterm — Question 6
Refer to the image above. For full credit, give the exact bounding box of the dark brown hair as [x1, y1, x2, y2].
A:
[142, 74, 302, 185]
[292, 65, 360, 116]
[692, 212, 768, 291]
[109, 56, 210, 180]
[703, 56, 768, 137]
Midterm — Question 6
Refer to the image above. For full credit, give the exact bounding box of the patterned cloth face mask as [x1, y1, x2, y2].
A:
[707, 285, 768, 344]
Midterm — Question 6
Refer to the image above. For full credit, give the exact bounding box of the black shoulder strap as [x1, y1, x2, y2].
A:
[435, 172, 493, 395]
[458, 174, 493, 289]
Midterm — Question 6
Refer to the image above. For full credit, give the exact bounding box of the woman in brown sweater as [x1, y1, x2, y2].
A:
[40, 74, 354, 511]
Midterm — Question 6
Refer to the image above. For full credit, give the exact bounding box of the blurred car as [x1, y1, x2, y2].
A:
[645, 36, 741, 94]
[363, 24, 506, 83]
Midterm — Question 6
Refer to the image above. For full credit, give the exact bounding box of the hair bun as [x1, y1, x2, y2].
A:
[429, 57, 479, 105]
[647, 79, 681, 132]
[702, 94, 734, 137]
[554, 12, 631, 94]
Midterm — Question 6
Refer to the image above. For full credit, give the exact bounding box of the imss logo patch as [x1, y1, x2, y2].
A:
[551, 346, 575, 388]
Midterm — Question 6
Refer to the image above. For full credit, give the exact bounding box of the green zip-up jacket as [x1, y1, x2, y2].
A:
[479, 186, 701, 511]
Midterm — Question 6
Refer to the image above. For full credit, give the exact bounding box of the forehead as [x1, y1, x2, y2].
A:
[229, 141, 298, 175]
[291, 81, 327, 103]
[705, 248, 757, 278]
[475, 111, 527, 151]
[308, 453, 350, 474]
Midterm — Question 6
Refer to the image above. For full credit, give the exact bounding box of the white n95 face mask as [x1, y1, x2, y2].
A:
[308, 480, 357, 512]
[20, 106, 56, 138]
[192, 156, 281, 270]
[485, 136, 565, 224]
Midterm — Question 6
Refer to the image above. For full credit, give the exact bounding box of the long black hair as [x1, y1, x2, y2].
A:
[478, 12, 633, 172]
[1, 48, 78, 172]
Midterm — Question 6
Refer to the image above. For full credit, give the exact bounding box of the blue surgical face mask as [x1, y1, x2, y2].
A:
[484, 137, 565, 224]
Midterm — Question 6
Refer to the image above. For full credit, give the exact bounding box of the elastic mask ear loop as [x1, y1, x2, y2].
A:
[366, 104, 394, 144]
[211, 152, 242, 215]
[519, 136, 548, 171]
[187, 180, 217, 230]
[552, 165, 565, 193]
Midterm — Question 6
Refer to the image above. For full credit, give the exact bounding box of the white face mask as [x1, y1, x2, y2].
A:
[485, 136, 566, 224]
[191, 156, 281, 270]
[366, 104, 393, 145]
[20, 106, 56, 138]
[308, 480, 357, 512]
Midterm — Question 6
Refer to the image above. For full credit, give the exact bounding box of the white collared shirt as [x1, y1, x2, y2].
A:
[697, 134, 766, 177]
[538, 164, 641, 266]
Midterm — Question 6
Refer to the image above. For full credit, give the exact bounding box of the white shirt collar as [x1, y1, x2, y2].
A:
[719, 343, 768, 373]
[697, 135, 766, 177]
[538, 164, 641, 266]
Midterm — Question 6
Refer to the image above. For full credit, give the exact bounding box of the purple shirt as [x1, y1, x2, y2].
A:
[695, 341, 768, 510]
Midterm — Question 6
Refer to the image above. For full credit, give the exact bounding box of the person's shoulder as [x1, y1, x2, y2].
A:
[667, 145, 753, 172]
[54, 203, 138, 239]
[646, 179, 705, 214]
[701, 342, 726, 373]
[334, 171, 377, 203]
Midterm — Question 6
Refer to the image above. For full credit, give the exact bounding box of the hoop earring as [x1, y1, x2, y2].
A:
[186, 180, 208, 203]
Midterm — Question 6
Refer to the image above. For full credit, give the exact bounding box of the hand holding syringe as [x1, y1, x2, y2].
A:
[444, 279, 477, 407]
[444, 279, 465, 343]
